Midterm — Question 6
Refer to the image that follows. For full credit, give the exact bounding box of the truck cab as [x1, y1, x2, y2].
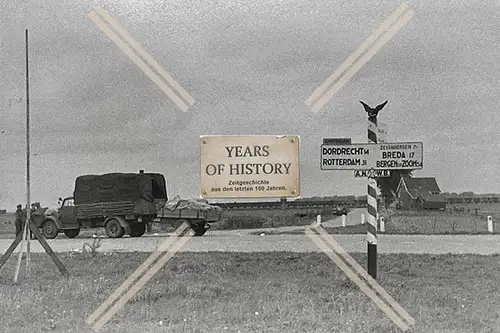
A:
[58, 197, 79, 230]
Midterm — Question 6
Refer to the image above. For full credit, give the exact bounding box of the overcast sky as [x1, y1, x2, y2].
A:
[1, 0, 499, 208]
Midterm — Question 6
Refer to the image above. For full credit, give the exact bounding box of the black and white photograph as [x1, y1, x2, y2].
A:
[1, 0, 499, 332]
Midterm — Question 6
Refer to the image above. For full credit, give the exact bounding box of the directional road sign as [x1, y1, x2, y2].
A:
[354, 169, 391, 178]
[323, 138, 351, 145]
[321, 142, 423, 171]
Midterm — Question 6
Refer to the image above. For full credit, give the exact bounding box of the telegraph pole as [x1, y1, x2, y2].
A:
[25, 28, 32, 275]
[14, 29, 31, 282]
[0, 35, 68, 277]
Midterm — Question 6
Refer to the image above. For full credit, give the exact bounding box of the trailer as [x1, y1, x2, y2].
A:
[155, 205, 222, 236]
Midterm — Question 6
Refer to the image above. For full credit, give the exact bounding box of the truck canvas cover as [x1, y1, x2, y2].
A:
[73, 173, 167, 205]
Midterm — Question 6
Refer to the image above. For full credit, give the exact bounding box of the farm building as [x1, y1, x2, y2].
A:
[396, 177, 447, 210]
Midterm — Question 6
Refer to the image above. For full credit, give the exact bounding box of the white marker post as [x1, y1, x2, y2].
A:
[342, 214, 346, 227]
[487, 216, 493, 233]
[380, 217, 385, 233]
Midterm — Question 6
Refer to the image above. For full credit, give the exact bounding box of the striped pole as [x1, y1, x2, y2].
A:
[367, 115, 378, 279]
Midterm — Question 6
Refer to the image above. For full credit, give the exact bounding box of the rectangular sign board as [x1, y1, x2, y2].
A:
[354, 169, 391, 178]
[321, 142, 423, 171]
[200, 135, 300, 198]
[323, 138, 351, 145]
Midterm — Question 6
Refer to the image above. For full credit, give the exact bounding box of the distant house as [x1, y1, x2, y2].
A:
[396, 177, 447, 210]
[0, 209, 6, 215]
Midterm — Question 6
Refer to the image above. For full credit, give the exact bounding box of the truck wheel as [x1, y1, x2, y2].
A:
[63, 229, 80, 239]
[42, 220, 59, 239]
[105, 219, 125, 238]
[129, 223, 146, 237]
[192, 223, 208, 237]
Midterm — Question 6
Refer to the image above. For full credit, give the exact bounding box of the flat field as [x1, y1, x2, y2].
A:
[209, 208, 336, 230]
[210, 204, 500, 235]
[449, 203, 500, 221]
[251, 206, 500, 235]
[381, 208, 499, 234]
[0, 252, 499, 333]
[0, 213, 15, 239]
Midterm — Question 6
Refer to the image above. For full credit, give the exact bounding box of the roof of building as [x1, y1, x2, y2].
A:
[397, 177, 442, 200]
[420, 194, 448, 203]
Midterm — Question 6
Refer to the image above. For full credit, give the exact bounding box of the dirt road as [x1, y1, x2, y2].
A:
[1, 231, 500, 255]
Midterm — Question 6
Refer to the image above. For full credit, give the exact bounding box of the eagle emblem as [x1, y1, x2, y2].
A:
[360, 100, 388, 119]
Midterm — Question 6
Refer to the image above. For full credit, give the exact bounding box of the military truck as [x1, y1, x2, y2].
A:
[38, 171, 221, 239]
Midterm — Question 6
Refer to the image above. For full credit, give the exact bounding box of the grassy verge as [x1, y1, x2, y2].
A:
[248, 223, 369, 235]
[210, 209, 336, 230]
[250, 223, 500, 236]
[384, 209, 499, 234]
[1, 252, 499, 333]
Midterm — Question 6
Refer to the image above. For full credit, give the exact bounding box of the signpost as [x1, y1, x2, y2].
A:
[366, 108, 380, 280]
[354, 169, 391, 178]
[320, 100, 424, 280]
[320, 142, 423, 171]
[200, 135, 300, 198]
